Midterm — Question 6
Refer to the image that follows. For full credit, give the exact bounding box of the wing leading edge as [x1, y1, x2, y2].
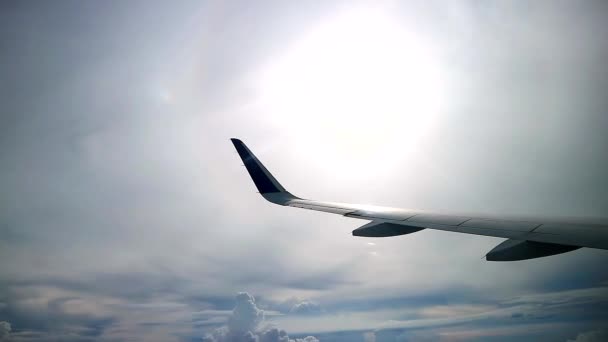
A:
[230, 139, 608, 261]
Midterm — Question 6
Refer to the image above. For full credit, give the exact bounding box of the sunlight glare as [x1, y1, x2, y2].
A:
[253, 7, 448, 179]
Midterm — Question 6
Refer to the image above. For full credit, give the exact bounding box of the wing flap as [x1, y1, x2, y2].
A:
[462, 219, 539, 232]
[345, 209, 417, 221]
[406, 214, 470, 226]
[455, 226, 532, 240]
[289, 202, 355, 215]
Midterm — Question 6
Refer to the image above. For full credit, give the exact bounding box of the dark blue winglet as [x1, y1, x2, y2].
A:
[231, 138, 288, 194]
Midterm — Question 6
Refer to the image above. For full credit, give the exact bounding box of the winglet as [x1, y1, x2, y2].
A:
[231, 139, 299, 205]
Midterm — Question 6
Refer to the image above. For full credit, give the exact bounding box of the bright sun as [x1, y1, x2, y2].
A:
[252, 7, 448, 180]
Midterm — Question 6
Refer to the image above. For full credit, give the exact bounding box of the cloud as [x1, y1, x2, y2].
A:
[0, 281, 199, 341]
[363, 331, 376, 342]
[0, 321, 11, 341]
[272, 285, 608, 337]
[289, 301, 322, 316]
[568, 329, 608, 342]
[229, 293, 265, 334]
[258, 328, 319, 342]
[203, 293, 318, 342]
[1, 1, 608, 341]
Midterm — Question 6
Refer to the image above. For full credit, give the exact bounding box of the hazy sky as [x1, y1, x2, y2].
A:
[1, 1, 608, 341]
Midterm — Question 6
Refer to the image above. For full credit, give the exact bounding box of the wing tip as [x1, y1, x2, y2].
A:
[230, 138, 292, 197]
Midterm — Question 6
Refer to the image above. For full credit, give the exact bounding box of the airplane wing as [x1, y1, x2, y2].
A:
[231, 138, 608, 261]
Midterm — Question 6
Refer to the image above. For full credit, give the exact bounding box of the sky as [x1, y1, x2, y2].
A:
[1, 1, 608, 341]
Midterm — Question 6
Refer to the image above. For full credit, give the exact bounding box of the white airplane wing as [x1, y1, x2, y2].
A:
[231, 139, 608, 261]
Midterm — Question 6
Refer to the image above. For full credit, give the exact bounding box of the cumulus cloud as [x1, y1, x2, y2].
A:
[229, 293, 265, 334]
[203, 293, 318, 342]
[0, 321, 11, 341]
[568, 329, 608, 342]
[258, 328, 319, 342]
